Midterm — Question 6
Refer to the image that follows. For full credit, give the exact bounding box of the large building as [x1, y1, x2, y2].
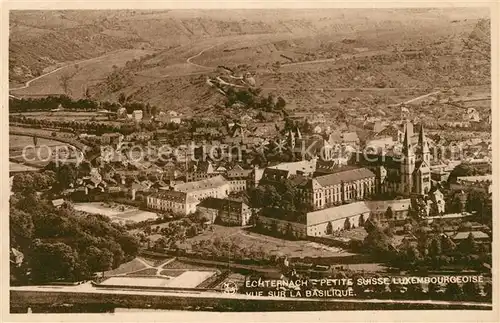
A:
[257, 201, 372, 239]
[225, 165, 252, 193]
[146, 190, 199, 215]
[257, 198, 414, 239]
[353, 122, 431, 196]
[197, 197, 251, 226]
[296, 167, 377, 210]
[173, 175, 229, 201]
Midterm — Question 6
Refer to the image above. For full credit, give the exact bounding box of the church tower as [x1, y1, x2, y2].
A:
[400, 122, 415, 195]
[414, 124, 432, 195]
[416, 124, 430, 166]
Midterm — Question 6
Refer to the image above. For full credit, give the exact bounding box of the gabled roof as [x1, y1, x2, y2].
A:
[150, 190, 199, 204]
[197, 197, 247, 212]
[307, 201, 371, 226]
[453, 231, 489, 240]
[261, 168, 290, 181]
[173, 175, 228, 192]
[314, 167, 375, 187]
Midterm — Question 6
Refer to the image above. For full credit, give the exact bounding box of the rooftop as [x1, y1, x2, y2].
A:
[197, 197, 247, 211]
[314, 167, 375, 187]
[173, 175, 228, 192]
[307, 201, 371, 226]
[267, 160, 316, 175]
[453, 231, 490, 240]
[150, 190, 199, 204]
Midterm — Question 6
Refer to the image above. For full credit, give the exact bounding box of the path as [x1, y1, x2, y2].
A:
[402, 90, 441, 105]
[10, 49, 127, 92]
[281, 50, 391, 68]
[186, 45, 218, 70]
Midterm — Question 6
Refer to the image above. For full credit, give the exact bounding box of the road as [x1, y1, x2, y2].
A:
[402, 91, 441, 105]
[10, 49, 127, 92]
[10, 284, 492, 310]
[186, 45, 218, 70]
[281, 50, 391, 68]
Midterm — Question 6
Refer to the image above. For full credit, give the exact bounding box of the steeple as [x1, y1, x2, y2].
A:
[402, 122, 414, 156]
[417, 124, 430, 166]
[418, 125, 429, 151]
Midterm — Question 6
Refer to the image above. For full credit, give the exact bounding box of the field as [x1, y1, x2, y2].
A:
[11, 49, 155, 98]
[102, 256, 217, 289]
[9, 134, 80, 167]
[179, 225, 356, 258]
[73, 202, 158, 224]
[13, 111, 111, 122]
[100, 270, 216, 289]
[9, 162, 39, 173]
[9, 9, 490, 123]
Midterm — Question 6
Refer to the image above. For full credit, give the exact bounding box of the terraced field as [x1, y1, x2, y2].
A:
[11, 49, 155, 98]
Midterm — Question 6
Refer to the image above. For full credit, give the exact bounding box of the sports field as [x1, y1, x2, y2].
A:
[101, 270, 216, 288]
[73, 202, 158, 223]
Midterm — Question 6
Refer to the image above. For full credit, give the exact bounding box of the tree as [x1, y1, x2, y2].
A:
[326, 221, 333, 235]
[84, 246, 113, 274]
[444, 282, 463, 301]
[58, 72, 73, 96]
[276, 96, 286, 110]
[462, 281, 481, 301]
[118, 93, 127, 105]
[483, 282, 492, 300]
[363, 225, 392, 256]
[466, 190, 488, 214]
[384, 207, 394, 220]
[30, 241, 79, 282]
[406, 282, 425, 299]
[344, 217, 351, 230]
[460, 232, 478, 254]
[358, 214, 365, 227]
[428, 238, 442, 257]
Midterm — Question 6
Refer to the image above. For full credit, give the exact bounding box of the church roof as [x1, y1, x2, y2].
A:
[314, 167, 375, 187]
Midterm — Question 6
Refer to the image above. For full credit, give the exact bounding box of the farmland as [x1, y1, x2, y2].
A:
[11, 49, 155, 98]
[9, 9, 490, 122]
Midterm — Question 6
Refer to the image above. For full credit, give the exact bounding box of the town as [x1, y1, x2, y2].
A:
[8, 8, 492, 313]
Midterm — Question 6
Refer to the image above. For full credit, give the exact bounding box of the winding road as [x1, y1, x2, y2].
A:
[10, 49, 127, 92]
[186, 45, 218, 70]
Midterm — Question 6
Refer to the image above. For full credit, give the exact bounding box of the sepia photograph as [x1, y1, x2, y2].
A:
[3, 2, 497, 319]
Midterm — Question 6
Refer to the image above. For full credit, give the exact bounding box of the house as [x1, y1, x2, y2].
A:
[197, 197, 252, 226]
[100, 133, 123, 146]
[464, 108, 480, 122]
[225, 165, 252, 193]
[452, 231, 490, 243]
[157, 111, 182, 124]
[341, 132, 360, 146]
[429, 189, 445, 215]
[51, 198, 65, 208]
[116, 107, 127, 119]
[292, 137, 334, 160]
[267, 160, 317, 177]
[365, 199, 411, 222]
[185, 161, 217, 182]
[147, 190, 199, 215]
[10, 248, 24, 267]
[132, 110, 143, 121]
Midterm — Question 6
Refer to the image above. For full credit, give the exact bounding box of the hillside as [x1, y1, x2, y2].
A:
[10, 8, 490, 118]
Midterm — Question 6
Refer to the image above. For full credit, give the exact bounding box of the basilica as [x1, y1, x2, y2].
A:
[353, 122, 432, 197]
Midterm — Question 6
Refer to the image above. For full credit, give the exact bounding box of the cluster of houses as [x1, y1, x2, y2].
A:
[61, 110, 492, 242]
